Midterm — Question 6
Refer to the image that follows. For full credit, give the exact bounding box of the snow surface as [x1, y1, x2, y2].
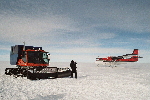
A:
[0, 61, 150, 100]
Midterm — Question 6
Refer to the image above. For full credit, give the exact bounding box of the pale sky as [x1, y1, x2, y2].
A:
[0, 0, 150, 63]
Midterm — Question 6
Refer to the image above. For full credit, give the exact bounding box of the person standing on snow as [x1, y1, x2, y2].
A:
[70, 60, 77, 78]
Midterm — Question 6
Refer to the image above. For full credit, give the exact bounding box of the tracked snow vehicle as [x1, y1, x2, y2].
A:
[5, 45, 71, 80]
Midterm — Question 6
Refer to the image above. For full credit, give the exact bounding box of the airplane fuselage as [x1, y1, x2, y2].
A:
[95, 49, 142, 67]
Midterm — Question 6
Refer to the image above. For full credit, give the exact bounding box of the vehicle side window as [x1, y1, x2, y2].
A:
[43, 53, 47, 58]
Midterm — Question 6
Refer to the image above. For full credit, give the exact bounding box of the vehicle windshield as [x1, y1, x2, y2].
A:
[27, 51, 49, 64]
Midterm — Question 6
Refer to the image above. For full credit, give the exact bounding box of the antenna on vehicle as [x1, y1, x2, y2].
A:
[23, 41, 25, 50]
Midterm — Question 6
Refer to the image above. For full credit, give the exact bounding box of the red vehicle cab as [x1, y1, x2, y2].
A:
[10, 45, 50, 68]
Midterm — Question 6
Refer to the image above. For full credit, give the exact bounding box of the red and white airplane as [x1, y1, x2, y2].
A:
[95, 49, 143, 67]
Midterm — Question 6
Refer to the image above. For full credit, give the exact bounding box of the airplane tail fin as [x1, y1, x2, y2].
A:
[132, 49, 138, 55]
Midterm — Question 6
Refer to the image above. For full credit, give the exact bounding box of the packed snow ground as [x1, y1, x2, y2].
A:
[0, 61, 150, 100]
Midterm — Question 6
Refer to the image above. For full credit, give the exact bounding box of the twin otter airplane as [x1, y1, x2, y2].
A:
[95, 49, 143, 67]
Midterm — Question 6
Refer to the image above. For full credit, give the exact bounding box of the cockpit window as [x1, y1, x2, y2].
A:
[27, 51, 49, 64]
